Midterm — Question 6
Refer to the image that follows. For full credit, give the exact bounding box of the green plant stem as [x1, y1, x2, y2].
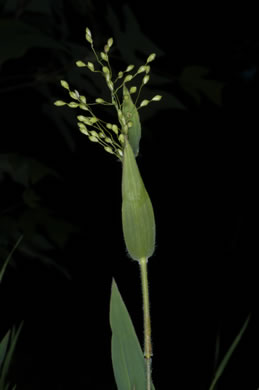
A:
[139, 256, 152, 390]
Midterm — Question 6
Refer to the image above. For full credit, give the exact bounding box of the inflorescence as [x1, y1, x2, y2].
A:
[54, 27, 162, 159]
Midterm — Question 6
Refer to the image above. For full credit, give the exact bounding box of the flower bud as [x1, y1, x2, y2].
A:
[130, 86, 137, 94]
[107, 80, 114, 91]
[95, 98, 105, 103]
[107, 37, 113, 47]
[151, 95, 162, 101]
[90, 130, 99, 137]
[139, 99, 149, 108]
[146, 53, 156, 63]
[143, 75, 150, 85]
[79, 104, 89, 111]
[118, 134, 125, 144]
[112, 124, 119, 134]
[76, 60, 86, 67]
[89, 135, 98, 142]
[125, 64, 135, 72]
[79, 95, 86, 104]
[77, 122, 89, 135]
[85, 27, 93, 44]
[104, 146, 114, 154]
[54, 100, 66, 106]
[102, 66, 109, 74]
[87, 62, 95, 71]
[137, 65, 146, 74]
[67, 102, 79, 108]
[145, 65, 150, 74]
[100, 52, 108, 62]
[69, 91, 78, 99]
[60, 80, 69, 89]
[124, 74, 133, 83]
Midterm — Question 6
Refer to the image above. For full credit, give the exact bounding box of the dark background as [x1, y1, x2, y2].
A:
[0, 1, 258, 389]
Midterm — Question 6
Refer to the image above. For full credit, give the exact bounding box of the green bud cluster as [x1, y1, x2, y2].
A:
[54, 27, 162, 159]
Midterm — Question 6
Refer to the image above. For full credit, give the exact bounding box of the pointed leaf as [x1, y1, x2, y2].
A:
[0, 235, 23, 283]
[208, 315, 250, 390]
[107, 4, 164, 65]
[110, 279, 155, 390]
[122, 86, 141, 157]
[0, 19, 67, 64]
[179, 66, 224, 105]
[0, 323, 23, 389]
[0, 330, 11, 371]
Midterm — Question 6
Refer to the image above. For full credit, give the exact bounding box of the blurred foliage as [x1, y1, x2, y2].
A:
[0, 153, 75, 278]
[0, 237, 23, 390]
[179, 66, 224, 106]
[0, 235, 23, 283]
[0, 323, 22, 390]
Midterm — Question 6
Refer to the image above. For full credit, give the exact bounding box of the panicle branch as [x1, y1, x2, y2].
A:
[54, 27, 162, 159]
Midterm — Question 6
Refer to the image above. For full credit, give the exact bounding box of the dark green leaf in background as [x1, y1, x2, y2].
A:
[0, 153, 60, 187]
[179, 66, 224, 105]
[208, 315, 250, 390]
[0, 331, 10, 371]
[2, 0, 52, 15]
[0, 323, 23, 390]
[0, 19, 67, 64]
[107, 4, 164, 65]
[0, 235, 23, 283]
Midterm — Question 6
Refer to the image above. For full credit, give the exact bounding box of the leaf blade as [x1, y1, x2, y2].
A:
[110, 279, 155, 390]
[0, 330, 11, 372]
[208, 315, 250, 390]
[0, 235, 23, 283]
[0, 323, 23, 389]
[122, 86, 141, 157]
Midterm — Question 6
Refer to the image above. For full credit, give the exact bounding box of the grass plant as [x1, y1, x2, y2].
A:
[54, 27, 250, 390]
[54, 27, 160, 390]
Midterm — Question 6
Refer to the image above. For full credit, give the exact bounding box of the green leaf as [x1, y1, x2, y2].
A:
[2, 0, 52, 15]
[107, 4, 164, 65]
[122, 86, 141, 156]
[0, 331, 10, 372]
[0, 235, 23, 284]
[179, 66, 224, 106]
[208, 315, 250, 390]
[122, 140, 155, 261]
[18, 208, 78, 250]
[0, 153, 60, 187]
[0, 323, 23, 390]
[110, 279, 155, 390]
[0, 19, 67, 64]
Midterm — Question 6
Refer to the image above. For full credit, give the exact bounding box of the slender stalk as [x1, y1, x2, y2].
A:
[139, 256, 152, 390]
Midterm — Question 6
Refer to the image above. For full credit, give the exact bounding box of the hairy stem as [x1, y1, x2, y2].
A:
[139, 256, 152, 390]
